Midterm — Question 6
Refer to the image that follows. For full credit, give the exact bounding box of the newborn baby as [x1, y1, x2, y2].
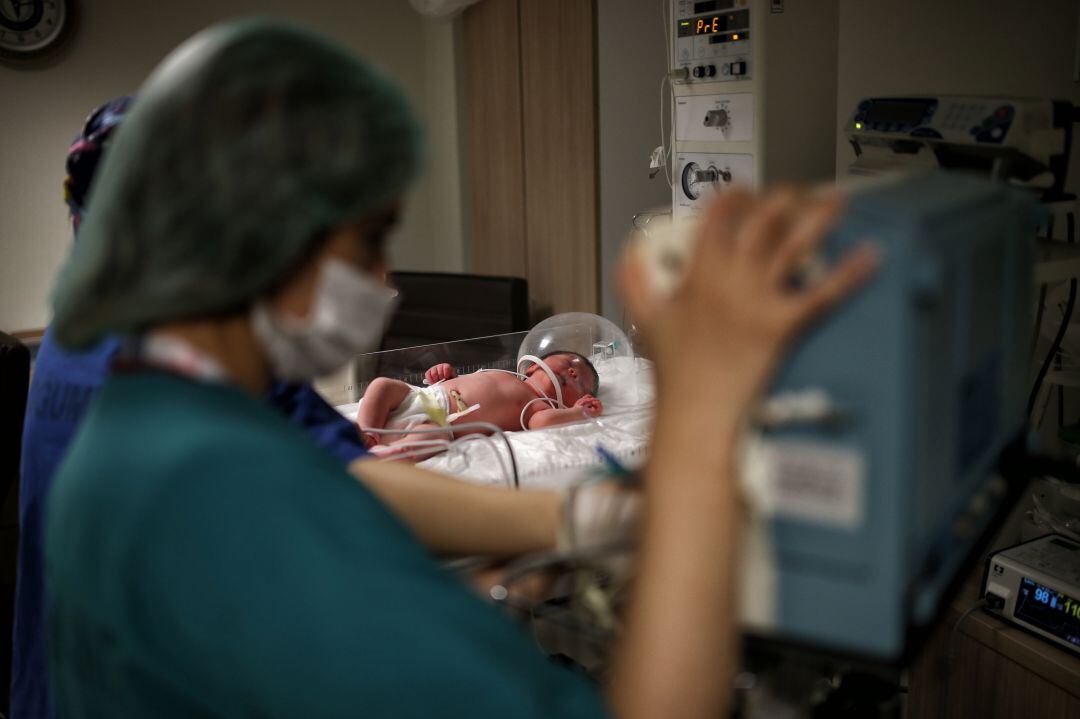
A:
[357, 351, 603, 456]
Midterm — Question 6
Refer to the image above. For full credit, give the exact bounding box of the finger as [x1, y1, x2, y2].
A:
[730, 186, 803, 264]
[767, 192, 846, 287]
[679, 189, 756, 296]
[795, 244, 878, 326]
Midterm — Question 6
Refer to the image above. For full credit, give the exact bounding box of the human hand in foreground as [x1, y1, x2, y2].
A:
[608, 188, 876, 719]
[424, 363, 457, 384]
[575, 394, 603, 418]
[619, 188, 877, 417]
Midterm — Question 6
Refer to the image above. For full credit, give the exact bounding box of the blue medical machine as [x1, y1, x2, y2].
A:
[752, 170, 1035, 659]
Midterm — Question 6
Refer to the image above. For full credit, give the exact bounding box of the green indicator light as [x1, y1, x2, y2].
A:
[855, 122, 863, 130]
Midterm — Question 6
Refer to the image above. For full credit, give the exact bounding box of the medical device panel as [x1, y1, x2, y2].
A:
[747, 171, 1034, 659]
[672, 0, 753, 84]
[983, 534, 1080, 655]
[846, 96, 1055, 154]
[636, 170, 1034, 656]
[669, 1, 838, 218]
[675, 93, 754, 142]
[674, 152, 753, 213]
[844, 95, 1068, 189]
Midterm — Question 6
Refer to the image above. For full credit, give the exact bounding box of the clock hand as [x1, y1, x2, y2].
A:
[6, 0, 25, 22]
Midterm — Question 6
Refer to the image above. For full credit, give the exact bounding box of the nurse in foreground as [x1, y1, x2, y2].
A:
[46, 19, 875, 719]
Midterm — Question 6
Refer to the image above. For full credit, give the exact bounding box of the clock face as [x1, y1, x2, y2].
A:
[0, 0, 68, 55]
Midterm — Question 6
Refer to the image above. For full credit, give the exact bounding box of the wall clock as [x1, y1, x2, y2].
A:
[0, 0, 74, 61]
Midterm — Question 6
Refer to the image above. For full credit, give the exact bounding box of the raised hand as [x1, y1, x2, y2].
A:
[620, 187, 876, 417]
[424, 362, 457, 385]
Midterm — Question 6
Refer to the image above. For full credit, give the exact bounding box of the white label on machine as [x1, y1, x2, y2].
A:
[757, 440, 866, 529]
[675, 93, 753, 142]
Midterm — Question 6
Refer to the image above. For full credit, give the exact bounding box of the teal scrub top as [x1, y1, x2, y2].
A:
[46, 372, 608, 718]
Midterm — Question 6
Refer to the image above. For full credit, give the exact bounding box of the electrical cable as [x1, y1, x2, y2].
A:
[1029, 215, 1055, 359]
[657, 75, 673, 188]
[489, 537, 636, 652]
[363, 421, 520, 488]
[1027, 210, 1076, 417]
[518, 396, 559, 431]
[1059, 352, 1066, 429]
[941, 598, 987, 717]
[453, 433, 514, 489]
[657, 0, 676, 187]
[475, 368, 524, 377]
[476, 365, 566, 429]
[1029, 283, 1048, 359]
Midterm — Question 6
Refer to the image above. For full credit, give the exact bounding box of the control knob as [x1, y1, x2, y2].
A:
[704, 109, 729, 129]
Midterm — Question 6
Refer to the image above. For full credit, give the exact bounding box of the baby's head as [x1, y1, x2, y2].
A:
[524, 351, 599, 407]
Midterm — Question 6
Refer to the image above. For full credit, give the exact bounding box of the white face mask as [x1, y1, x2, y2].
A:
[252, 258, 398, 381]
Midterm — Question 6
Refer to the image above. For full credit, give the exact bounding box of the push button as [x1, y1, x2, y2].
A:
[730, 61, 746, 76]
[706, 64, 717, 77]
[692, 65, 705, 78]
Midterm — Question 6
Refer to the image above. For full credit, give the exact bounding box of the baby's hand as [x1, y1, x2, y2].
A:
[575, 395, 603, 418]
[425, 363, 457, 384]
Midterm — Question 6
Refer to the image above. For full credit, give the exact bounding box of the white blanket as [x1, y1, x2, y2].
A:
[337, 357, 655, 488]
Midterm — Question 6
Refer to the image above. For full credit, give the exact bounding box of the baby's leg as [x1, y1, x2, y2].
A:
[356, 377, 413, 445]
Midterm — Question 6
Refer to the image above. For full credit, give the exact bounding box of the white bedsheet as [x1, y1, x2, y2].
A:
[336, 357, 656, 488]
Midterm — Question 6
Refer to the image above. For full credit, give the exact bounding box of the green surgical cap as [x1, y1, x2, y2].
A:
[51, 19, 423, 348]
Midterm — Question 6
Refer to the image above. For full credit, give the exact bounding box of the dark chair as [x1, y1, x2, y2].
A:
[0, 333, 30, 716]
[361, 272, 530, 387]
[382, 272, 530, 350]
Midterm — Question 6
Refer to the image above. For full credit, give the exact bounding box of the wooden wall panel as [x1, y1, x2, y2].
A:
[462, 0, 599, 319]
[519, 0, 599, 317]
[462, 0, 527, 277]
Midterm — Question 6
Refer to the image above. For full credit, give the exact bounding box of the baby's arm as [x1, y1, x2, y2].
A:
[355, 377, 413, 447]
[527, 395, 603, 429]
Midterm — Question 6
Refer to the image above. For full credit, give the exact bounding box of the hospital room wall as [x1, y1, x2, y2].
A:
[0, 0, 466, 335]
[836, 0, 1080, 444]
[596, 0, 672, 325]
[834, 0, 1080, 189]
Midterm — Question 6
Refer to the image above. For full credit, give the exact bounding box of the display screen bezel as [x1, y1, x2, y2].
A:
[864, 100, 929, 126]
[693, 1, 735, 13]
[1013, 576, 1080, 647]
[678, 9, 750, 37]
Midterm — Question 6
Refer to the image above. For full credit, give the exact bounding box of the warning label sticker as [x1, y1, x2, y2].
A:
[758, 440, 865, 529]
